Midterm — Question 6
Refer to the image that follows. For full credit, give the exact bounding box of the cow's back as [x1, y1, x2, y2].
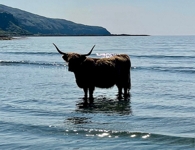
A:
[93, 54, 130, 88]
[74, 55, 130, 89]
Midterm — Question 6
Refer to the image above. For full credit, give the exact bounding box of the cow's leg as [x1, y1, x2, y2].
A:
[124, 87, 128, 95]
[83, 88, 88, 103]
[128, 71, 131, 91]
[124, 87, 130, 98]
[117, 86, 123, 99]
[89, 86, 95, 103]
[124, 80, 130, 96]
[124, 71, 131, 96]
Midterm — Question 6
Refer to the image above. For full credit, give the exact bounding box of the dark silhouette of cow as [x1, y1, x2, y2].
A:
[53, 43, 131, 102]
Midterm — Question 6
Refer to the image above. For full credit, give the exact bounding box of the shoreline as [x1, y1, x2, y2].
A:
[0, 36, 12, 40]
[31, 34, 150, 37]
[0, 34, 150, 40]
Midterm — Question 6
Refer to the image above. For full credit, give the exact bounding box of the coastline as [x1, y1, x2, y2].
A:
[0, 36, 12, 40]
[0, 34, 150, 40]
[30, 34, 150, 36]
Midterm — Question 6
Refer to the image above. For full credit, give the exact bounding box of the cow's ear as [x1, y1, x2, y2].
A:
[62, 54, 68, 62]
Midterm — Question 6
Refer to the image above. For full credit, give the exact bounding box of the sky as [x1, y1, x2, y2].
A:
[1, 0, 195, 35]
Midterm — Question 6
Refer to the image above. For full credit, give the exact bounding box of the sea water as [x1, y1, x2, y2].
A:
[0, 36, 195, 149]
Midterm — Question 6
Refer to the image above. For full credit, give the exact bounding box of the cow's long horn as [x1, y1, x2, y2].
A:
[53, 43, 66, 55]
[82, 45, 95, 56]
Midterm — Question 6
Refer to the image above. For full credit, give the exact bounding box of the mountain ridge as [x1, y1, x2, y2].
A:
[0, 4, 111, 36]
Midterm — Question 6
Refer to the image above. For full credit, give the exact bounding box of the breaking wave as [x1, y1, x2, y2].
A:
[132, 66, 195, 74]
[1, 51, 195, 60]
[130, 54, 195, 60]
[0, 60, 65, 67]
[1, 59, 194, 74]
[1, 52, 194, 74]
[96, 53, 118, 58]
[1, 120, 194, 147]
[0, 51, 58, 56]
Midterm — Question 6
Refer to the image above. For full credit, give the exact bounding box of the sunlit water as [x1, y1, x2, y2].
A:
[0, 36, 195, 149]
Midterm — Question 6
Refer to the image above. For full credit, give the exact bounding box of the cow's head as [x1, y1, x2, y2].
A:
[53, 43, 95, 72]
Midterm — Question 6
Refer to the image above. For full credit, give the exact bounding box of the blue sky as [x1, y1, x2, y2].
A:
[1, 0, 195, 35]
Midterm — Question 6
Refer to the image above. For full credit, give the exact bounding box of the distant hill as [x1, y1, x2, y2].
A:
[0, 4, 111, 36]
[0, 12, 30, 35]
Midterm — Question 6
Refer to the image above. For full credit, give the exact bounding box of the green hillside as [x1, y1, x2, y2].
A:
[0, 4, 111, 36]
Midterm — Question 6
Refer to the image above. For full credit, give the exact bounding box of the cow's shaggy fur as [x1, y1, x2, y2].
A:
[54, 44, 131, 102]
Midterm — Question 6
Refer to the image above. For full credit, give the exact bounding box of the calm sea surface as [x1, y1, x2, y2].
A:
[0, 36, 195, 149]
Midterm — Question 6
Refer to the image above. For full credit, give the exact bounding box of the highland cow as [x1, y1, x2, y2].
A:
[53, 43, 131, 102]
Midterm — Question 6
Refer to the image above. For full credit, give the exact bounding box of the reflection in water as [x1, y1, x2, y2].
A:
[75, 95, 132, 116]
[64, 95, 132, 140]
[66, 117, 92, 124]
